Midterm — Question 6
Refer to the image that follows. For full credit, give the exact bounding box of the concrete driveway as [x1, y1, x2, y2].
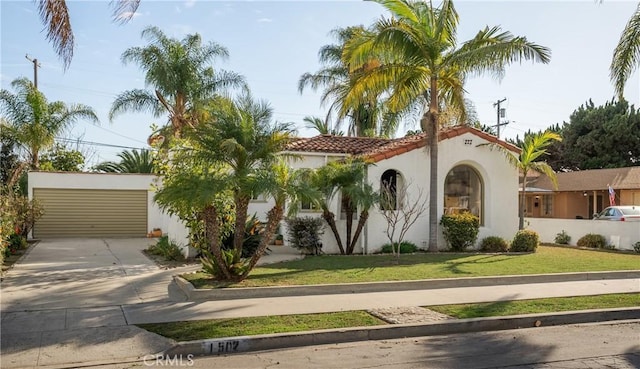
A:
[1, 238, 194, 312]
[0, 238, 198, 368]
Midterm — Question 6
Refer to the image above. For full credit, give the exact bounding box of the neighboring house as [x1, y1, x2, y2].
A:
[250, 126, 520, 254]
[523, 167, 640, 219]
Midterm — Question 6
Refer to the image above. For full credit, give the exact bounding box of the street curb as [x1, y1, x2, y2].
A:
[174, 270, 640, 301]
[163, 307, 640, 357]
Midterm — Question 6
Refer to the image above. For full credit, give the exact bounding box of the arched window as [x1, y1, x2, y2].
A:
[444, 165, 483, 224]
[380, 169, 400, 210]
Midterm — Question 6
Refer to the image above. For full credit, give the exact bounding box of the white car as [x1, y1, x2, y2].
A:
[593, 206, 640, 221]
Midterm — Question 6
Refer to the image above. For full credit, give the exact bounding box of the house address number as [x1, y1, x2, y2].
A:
[206, 339, 243, 354]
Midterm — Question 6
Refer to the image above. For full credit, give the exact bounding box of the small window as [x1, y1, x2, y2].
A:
[542, 195, 553, 216]
[300, 200, 320, 212]
[380, 169, 399, 210]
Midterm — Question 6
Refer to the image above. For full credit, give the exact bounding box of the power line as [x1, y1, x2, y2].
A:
[55, 137, 150, 151]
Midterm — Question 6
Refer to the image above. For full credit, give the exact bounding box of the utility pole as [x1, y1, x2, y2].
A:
[25, 54, 41, 89]
[493, 98, 509, 139]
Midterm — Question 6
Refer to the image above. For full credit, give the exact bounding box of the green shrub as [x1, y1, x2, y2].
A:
[634, 241, 640, 254]
[379, 241, 418, 254]
[285, 216, 324, 255]
[148, 236, 184, 261]
[479, 236, 509, 252]
[554, 230, 571, 245]
[577, 234, 607, 249]
[440, 213, 480, 252]
[510, 230, 539, 252]
[7, 234, 27, 253]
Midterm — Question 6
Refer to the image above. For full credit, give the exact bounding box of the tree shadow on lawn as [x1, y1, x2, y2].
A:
[441, 254, 519, 275]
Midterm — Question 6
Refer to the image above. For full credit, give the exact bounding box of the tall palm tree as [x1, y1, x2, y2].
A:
[94, 149, 155, 173]
[481, 131, 561, 230]
[342, 0, 551, 251]
[109, 26, 247, 138]
[35, 0, 140, 69]
[611, 3, 640, 99]
[299, 26, 403, 138]
[0, 77, 98, 169]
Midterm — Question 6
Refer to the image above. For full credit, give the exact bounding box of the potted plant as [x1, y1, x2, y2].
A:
[274, 234, 284, 245]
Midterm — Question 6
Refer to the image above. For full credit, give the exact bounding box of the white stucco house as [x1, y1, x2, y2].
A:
[28, 126, 520, 255]
[250, 126, 520, 254]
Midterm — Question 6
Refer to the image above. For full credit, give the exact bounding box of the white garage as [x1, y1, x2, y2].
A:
[29, 172, 167, 239]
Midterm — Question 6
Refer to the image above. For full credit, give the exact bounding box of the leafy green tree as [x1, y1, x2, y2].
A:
[40, 143, 84, 172]
[110, 26, 247, 138]
[342, 0, 550, 251]
[611, 3, 640, 98]
[480, 131, 561, 230]
[0, 78, 98, 169]
[94, 149, 155, 173]
[556, 99, 640, 170]
[310, 158, 377, 255]
[155, 94, 311, 281]
[299, 26, 403, 138]
[0, 122, 23, 189]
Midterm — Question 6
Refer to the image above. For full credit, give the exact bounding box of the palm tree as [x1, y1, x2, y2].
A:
[109, 26, 247, 138]
[155, 94, 300, 281]
[611, 3, 640, 99]
[0, 78, 98, 169]
[94, 149, 155, 173]
[342, 0, 551, 251]
[311, 158, 377, 255]
[481, 131, 561, 230]
[35, 0, 140, 69]
[303, 115, 343, 136]
[299, 26, 403, 138]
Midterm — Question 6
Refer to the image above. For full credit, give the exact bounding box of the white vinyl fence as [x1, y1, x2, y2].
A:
[526, 218, 640, 251]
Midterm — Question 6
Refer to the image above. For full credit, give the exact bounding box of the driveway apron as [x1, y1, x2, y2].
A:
[0, 238, 186, 368]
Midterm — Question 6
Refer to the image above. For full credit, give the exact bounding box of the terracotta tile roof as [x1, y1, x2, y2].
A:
[285, 126, 520, 163]
[530, 166, 640, 191]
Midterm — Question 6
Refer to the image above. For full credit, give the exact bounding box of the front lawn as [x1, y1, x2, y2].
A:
[183, 246, 640, 289]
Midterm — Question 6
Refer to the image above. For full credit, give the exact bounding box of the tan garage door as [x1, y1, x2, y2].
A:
[33, 188, 147, 238]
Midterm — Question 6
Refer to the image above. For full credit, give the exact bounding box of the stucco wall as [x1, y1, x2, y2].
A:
[364, 132, 519, 252]
[28, 171, 168, 237]
[526, 217, 640, 251]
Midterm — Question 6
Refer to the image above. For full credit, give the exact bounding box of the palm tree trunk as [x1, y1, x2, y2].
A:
[203, 205, 232, 280]
[519, 174, 527, 230]
[347, 210, 369, 254]
[426, 77, 439, 252]
[322, 207, 345, 254]
[233, 195, 250, 260]
[345, 201, 354, 254]
[243, 205, 284, 277]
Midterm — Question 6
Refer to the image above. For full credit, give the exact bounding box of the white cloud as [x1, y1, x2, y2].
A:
[257, 18, 273, 23]
[114, 11, 142, 22]
[184, 0, 196, 9]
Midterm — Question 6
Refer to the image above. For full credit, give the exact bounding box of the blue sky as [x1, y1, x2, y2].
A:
[1, 0, 638, 166]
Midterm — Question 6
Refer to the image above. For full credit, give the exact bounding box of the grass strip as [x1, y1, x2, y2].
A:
[138, 294, 639, 341]
[428, 293, 640, 319]
[138, 311, 386, 341]
[183, 246, 640, 289]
